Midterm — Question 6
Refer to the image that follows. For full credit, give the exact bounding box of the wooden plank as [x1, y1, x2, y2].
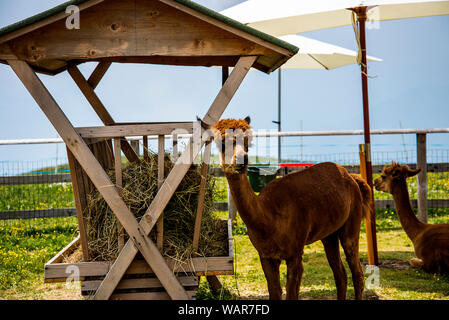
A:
[9, 59, 188, 300]
[110, 291, 197, 301]
[90, 56, 253, 300]
[193, 140, 212, 251]
[82, 276, 198, 292]
[0, 208, 77, 220]
[157, 135, 165, 251]
[75, 123, 194, 138]
[158, 0, 294, 58]
[0, 173, 71, 185]
[0, 0, 105, 43]
[417, 133, 428, 222]
[67, 148, 90, 261]
[45, 255, 233, 282]
[87, 61, 112, 89]
[7, 1, 277, 63]
[114, 138, 125, 251]
[67, 65, 139, 163]
[47, 236, 80, 265]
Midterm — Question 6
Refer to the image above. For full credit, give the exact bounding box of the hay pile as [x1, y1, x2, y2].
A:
[84, 152, 228, 262]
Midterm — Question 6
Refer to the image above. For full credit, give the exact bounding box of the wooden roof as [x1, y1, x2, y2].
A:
[0, 0, 298, 74]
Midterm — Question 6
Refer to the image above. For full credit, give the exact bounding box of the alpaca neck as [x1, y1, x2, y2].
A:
[225, 170, 265, 231]
[391, 179, 426, 242]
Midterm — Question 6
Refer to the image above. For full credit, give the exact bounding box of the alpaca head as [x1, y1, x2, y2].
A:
[198, 116, 253, 174]
[374, 162, 421, 194]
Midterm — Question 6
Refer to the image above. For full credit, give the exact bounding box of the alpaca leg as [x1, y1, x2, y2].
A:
[322, 234, 347, 300]
[259, 257, 282, 300]
[285, 255, 303, 300]
[339, 229, 364, 300]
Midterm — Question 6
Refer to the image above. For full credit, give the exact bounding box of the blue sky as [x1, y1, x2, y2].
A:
[0, 0, 448, 164]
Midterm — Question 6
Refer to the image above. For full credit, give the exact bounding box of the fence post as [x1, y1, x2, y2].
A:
[416, 133, 428, 222]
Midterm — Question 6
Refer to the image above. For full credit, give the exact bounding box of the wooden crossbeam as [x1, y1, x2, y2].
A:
[88, 62, 112, 89]
[67, 65, 140, 163]
[75, 122, 194, 138]
[92, 56, 257, 300]
[8, 59, 189, 300]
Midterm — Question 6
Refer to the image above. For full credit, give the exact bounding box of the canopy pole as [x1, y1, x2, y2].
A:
[356, 7, 379, 266]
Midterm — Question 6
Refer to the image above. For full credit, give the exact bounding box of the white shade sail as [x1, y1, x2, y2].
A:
[221, 0, 449, 35]
[279, 34, 382, 69]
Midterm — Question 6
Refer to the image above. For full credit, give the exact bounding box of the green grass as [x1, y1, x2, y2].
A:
[0, 217, 78, 299]
[0, 214, 449, 300]
[195, 213, 449, 300]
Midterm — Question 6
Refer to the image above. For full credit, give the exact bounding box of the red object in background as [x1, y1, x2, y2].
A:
[279, 163, 314, 168]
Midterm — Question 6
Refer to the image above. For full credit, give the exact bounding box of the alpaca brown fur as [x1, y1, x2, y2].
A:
[374, 162, 449, 274]
[202, 117, 371, 300]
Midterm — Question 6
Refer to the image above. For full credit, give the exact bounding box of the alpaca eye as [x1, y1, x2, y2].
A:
[381, 175, 386, 179]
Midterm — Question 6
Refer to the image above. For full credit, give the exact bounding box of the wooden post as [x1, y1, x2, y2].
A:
[66, 148, 90, 261]
[417, 133, 428, 222]
[143, 135, 149, 161]
[172, 133, 178, 163]
[157, 135, 165, 251]
[227, 184, 237, 223]
[359, 144, 377, 266]
[114, 138, 125, 251]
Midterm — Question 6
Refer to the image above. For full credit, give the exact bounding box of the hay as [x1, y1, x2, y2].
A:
[84, 152, 228, 262]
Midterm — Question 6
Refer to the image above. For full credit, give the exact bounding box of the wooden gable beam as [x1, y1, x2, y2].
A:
[92, 55, 257, 300]
[0, 0, 105, 43]
[7, 59, 188, 300]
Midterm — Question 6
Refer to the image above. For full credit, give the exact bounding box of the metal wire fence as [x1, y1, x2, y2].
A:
[1, 139, 448, 227]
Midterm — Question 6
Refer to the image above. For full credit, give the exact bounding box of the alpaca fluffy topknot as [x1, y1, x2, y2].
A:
[212, 118, 252, 137]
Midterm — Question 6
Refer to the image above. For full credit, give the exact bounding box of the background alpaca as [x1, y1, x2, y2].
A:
[374, 162, 449, 274]
[201, 116, 371, 300]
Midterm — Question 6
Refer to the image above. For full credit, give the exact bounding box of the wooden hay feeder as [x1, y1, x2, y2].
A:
[0, 0, 297, 300]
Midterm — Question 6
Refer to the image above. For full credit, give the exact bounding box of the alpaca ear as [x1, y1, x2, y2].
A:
[244, 116, 251, 125]
[196, 116, 211, 130]
[407, 168, 421, 177]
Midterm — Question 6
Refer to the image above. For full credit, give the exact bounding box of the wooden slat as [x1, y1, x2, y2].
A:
[82, 276, 198, 292]
[67, 149, 90, 261]
[47, 236, 80, 265]
[9, 59, 188, 300]
[75, 122, 194, 138]
[87, 61, 112, 89]
[110, 291, 197, 301]
[157, 135, 165, 251]
[45, 255, 233, 282]
[0, 0, 105, 43]
[114, 138, 125, 251]
[143, 135, 149, 161]
[67, 65, 139, 163]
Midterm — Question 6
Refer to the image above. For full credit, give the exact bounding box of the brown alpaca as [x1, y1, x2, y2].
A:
[200, 117, 372, 300]
[374, 162, 449, 274]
